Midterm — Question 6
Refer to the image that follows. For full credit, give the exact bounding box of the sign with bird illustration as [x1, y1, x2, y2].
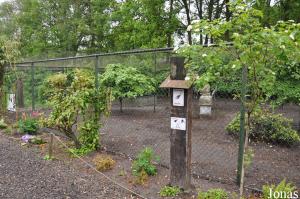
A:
[171, 117, 186, 130]
[173, 89, 184, 106]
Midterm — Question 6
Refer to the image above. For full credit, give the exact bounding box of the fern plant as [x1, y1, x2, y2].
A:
[262, 179, 297, 199]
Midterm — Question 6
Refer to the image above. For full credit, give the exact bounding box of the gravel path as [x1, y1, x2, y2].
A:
[0, 135, 133, 199]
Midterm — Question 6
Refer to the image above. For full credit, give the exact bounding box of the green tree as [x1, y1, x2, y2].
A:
[180, 0, 300, 195]
[100, 63, 155, 112]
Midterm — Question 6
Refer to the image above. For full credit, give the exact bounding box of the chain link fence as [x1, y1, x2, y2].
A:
[3, 47, 300, 191]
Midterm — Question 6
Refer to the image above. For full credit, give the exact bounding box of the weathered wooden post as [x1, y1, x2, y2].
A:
[16, 78, 24, 108]
[160, 57, 193, 190]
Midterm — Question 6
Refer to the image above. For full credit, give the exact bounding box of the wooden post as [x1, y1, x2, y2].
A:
[31, 62, 35, 111]
[16, 78, 24, 108]
[168, 57, 192, 190]
[49, 133, 54, 159]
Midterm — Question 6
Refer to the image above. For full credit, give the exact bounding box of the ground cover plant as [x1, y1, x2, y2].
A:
[159, 185, 181, 197]
[262, 179, 298, 199]
[18, 113, 39, 135]
[0, 118, 7, 129]
[132, 147, 159, 177]
[41, 69, 109, 154]
[198, 188, 229, 199]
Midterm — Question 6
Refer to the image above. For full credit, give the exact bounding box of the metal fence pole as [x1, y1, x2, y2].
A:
[95, 56, 99, 91]
[153, 52, 157, 112]
[237, 65, 247, 186]
[31, 62, 35, 111]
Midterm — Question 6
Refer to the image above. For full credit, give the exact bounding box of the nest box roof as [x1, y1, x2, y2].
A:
[159, 76, 192, 89]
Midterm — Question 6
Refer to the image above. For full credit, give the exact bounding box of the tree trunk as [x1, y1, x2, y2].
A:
[239, 112, 250, 197]
[67, 130, 81, 149]
[205, 0, 214, 45]
[167, 0, 174, 47]
[195, 0, 203, 44]
[182, 0, 192, 45]
[224, 0, 231, 41]
[119, 98, 123, 113]
[0, 64, 5, 110]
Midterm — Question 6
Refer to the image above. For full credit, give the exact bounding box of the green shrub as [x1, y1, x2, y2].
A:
[132, 147, 159, 176]
[226, 110, 300, 146]
[68, 146, 94, 157]
[160, 186, 181, 197]
[198, 188, 228, 199]
[0, 118, 7, 129]
[42, 69, 108, 151]
[18, 118, 39, 135]
[29, 136, 45, 145]
[4, 126, 13, 134]
[262, 179, 297, 199]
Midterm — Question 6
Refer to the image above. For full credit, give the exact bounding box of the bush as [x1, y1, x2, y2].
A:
[198, 188, 228, 199]
[93, 155, 115, 171]
[134, 169, 149, 185]
[132, 147, 159, 176]
[42, 69, 109, 151]
[0, 118, 7, 129]
[160, 186, 181, 197]
[18, 118, 39, 135]
[226, 110, 300, 146]
[262, 179, 297, 199]
[69, 147, 94, 157]
[29, 136, 45, 145]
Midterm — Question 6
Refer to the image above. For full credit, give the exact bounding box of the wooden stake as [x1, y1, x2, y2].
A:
[49, 134, 54, 159]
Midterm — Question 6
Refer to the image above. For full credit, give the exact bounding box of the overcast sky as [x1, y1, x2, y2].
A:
[0, 0, 9, 4]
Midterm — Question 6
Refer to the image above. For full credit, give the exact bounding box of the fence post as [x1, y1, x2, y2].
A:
[31, 62, 35, 111]
[95, 56, 99, 91]
[16, 77, 24, 108]
[49, 133, 54, 159]
[160, 57, 192, 190]
[153, 52, 157, 112]
[237, 65, 248, 187]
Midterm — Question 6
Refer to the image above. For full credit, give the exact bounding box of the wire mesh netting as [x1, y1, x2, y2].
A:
[3, 48, 300, 191]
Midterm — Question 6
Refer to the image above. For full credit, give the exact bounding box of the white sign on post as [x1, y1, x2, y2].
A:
[7, 94, 16, 112]
[171, 117, 186, 131]
[173, 89, 184, 106]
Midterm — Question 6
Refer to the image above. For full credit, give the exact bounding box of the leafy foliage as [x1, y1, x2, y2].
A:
[18, 118, 39, 135]
[101, 63, 156, 99]
[262, 179, 297, 199]
[0, 118, 8, 129]
[100, 63, 155, 111]
[132, 147, 159, 176]
[42, 69, 109, 151]
[159, 186, 181, 197]
[198, 188, 229, 199]
[181, 1, 300, 108]
[226, 110, 300, 146]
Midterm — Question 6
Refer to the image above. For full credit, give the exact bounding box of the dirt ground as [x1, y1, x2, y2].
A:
[101, 97, 300, 190]
[1, 97, 299, 198]
[0, 131, 240, 199]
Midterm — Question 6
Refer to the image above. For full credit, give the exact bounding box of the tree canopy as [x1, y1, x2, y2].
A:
[1, 0, 299, 59]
